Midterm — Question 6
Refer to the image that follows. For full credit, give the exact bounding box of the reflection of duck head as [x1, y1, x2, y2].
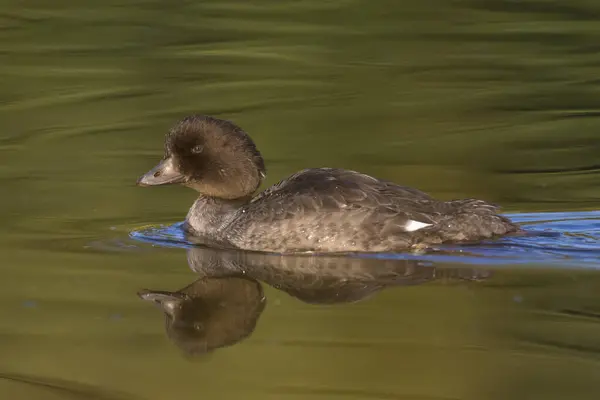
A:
[140, 246, 490, 356]
[138, 275, 265, 356]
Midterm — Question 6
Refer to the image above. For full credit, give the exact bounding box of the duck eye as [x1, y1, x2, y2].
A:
[191, 145, 204, 154]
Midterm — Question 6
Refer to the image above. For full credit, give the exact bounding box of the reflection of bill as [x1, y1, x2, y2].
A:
[139, 246, 491, 356]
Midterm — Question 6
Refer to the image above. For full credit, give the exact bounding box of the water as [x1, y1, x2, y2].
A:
[1, 1, 600, 399]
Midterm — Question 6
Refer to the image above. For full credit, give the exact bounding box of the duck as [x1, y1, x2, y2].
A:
[136, 115, 520, 253]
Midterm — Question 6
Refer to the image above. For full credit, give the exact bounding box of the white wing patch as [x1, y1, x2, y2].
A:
[404, 220, 432, 232]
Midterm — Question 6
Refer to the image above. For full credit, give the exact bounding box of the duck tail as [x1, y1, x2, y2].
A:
[447, 198, 500, 214]
[445, 198, 521, 235]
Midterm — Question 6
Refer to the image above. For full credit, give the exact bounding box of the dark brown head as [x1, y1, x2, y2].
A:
[137, 115, 266, 199]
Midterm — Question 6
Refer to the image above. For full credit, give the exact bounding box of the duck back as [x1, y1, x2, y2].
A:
[219, 168, 518, 253]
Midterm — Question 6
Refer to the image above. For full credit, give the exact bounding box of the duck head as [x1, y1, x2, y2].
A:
[137, 115, 266, 199]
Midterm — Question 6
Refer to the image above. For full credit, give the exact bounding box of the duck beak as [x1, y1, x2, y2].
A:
[137, 157, 186, 186]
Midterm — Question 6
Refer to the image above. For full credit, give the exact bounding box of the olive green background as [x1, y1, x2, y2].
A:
[1, 1, 599, 399]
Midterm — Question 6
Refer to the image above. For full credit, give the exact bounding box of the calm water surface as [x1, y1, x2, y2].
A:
[1, 1, 600, 399]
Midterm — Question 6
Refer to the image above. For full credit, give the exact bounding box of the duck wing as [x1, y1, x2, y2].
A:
[240, 168, 447, 227]
[226, 168, 514, 252]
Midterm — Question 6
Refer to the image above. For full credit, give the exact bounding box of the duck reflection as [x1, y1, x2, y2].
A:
[139, 247, 490, 356]
[138, 275, 265, 356]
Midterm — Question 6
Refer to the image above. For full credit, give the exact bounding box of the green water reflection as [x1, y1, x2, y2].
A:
[1, 0, 599, 399]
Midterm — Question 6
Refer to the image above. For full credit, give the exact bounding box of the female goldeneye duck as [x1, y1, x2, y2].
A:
[137, 115, 520, 253]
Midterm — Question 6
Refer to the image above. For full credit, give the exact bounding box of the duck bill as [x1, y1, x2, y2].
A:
[136, 157, 185, 186]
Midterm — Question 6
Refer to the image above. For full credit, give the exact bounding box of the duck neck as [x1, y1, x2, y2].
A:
[184, 195, 250, 238]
